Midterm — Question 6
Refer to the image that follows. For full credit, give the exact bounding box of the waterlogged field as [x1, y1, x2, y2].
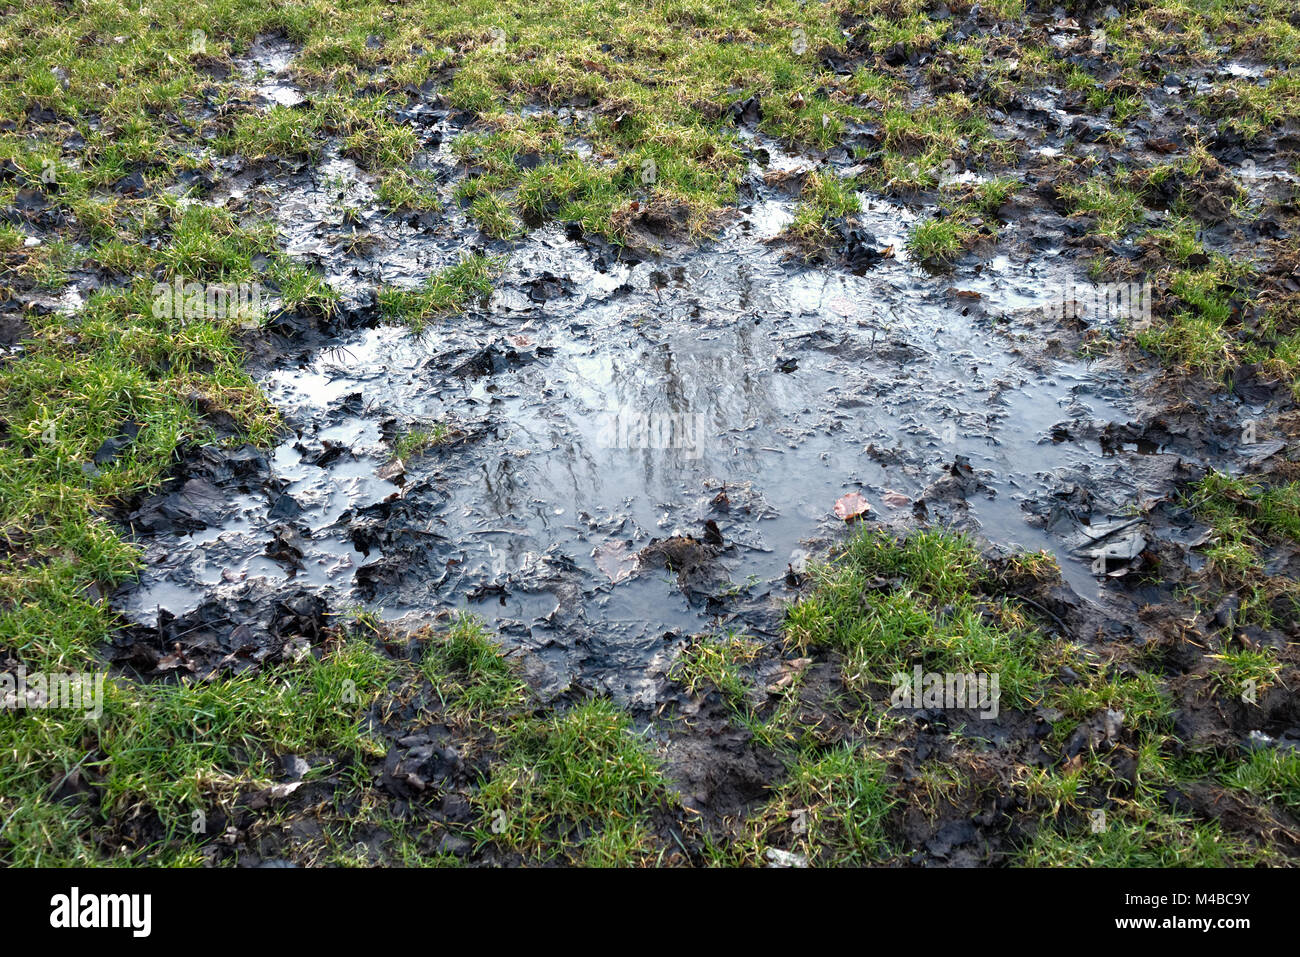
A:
[0, 0, 1298, 867]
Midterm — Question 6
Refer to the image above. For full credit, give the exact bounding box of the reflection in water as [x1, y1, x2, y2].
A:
[119, 181, 1187, 702]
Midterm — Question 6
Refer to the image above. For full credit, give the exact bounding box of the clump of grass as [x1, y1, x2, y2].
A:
[1058, 171, 1146, 238]
[1134, 267, 1240, 377]
[907, 214, 976, 265]
[784, 528, 1050, 709]
[377, 168, 442, 213]
[670, 633, 760, 706]
[1192, 471, 1300, 553]
[1047, 667, 1173, 734]
[230, 105, 323, 161]
[1017, 813, 1268, 866]
[870, 94, 1008, 193]
[377, 253, 501, 330]
[1223, 748, 1300, 812]
[1207, 646, 1283, 701]
[1182, 471, 1300, 630]
[421, 614, 529, 718]
[785, 171, 860, 251]
[392, 423, 451, 461]
[1198, 75, 1300, 141]
[472, 698, 673, 865]
[1124, 226, 1300, 397]
[0, 635, 393, 865]
[904, 178, 1015, 265]
[971, 176, 1018, 214]
[746, 743, 896, 866]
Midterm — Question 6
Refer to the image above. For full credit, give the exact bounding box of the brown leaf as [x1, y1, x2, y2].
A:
[376, 458, 405, 483]
[833, 491, 871, 522]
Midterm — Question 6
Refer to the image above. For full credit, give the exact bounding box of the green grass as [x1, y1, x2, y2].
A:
[377, 253, 501, 330]
[471, 698, 674, 865]
[1225, 748, 1300, 812]
[907, 214, 975, 265]
[1, 0, 1297, 869]
[1018, 815, 1268, 867]
[784, 528, 1050, 707]
[377, 167, 442, 212]
[1182, 471, 1300, 630]
[421, 614, 530, 718]
[670, 633, 760, 707]
[752, 525, 1291, 866]
[0, 632, 393, 865]
[785, 171, 860, 251]
[1199, 75, 1300, 141]
[866, 94, 1010, 194]
[1058, 171, 1146, 239]
[392, 423, 453, 461]
[746, 743, 896, 866]
[904, 179, 1015, 265]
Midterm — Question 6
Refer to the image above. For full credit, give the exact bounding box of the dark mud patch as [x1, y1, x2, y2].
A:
[109, 581, 328, 680]
[658, 694, 786, 830]
[110, 165, 1287, 709]
[0, 306, 29, 360]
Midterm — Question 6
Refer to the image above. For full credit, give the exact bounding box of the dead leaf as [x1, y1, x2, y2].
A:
[246, 781, 304, 809]
[833, 491, 871, 522]
[766, 656, 814, 693]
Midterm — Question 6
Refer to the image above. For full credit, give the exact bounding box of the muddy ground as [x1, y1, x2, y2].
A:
[2, 0, 1299, 865]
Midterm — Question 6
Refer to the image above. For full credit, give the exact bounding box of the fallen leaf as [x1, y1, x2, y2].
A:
[833, 491, 871, 522]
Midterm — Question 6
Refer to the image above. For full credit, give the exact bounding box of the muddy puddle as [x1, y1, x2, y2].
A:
[111, 56, 1276, 705]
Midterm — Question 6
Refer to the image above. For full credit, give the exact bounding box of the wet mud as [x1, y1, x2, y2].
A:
[115, 121, 1279, 683]
[80, 26, 1300, 863]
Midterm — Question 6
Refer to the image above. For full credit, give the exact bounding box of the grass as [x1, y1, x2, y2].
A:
[1184, 471, 1300, 630]
[1199, 75, 1300, 141]
[1018, 815, 1268, 867]
[0, 0, 1297, 868]
[1225, 748, 1300, 812]
[746, 743, 896, 866]
[377, 254, 501, 330]
[420, 614, 529, 719]
[785, 171, 860, 252]
[1058, 171, 1146, 239]
[784, 528, 1050, 707]
[907, 214, 976, 265]
[471, 698, 674, 865]
[867, 94, 1010, 194]
[905, 178, 1015, 265]
[670, 633, 760, 707]
[0, 628, 394, 865]
[416, 617, 678, 866]
[377, 167, 442, 212]
[392, 424, 453, 460]
[730, 525, 1293, 866]
[0, 606, 677, 866]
